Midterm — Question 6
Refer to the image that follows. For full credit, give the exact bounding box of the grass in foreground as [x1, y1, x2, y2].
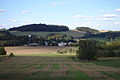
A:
[92, 57, 120, 68]
[0, 54, 120, 80]
[102, 72, 120, 80]
[71, 56, 120, 68]
[27, 70, 92, 80]
[51, 64, 61, 70]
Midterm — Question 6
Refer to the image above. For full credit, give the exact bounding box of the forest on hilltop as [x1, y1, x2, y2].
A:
[9, 23, 69, 32]
[76, 27, 99, 33]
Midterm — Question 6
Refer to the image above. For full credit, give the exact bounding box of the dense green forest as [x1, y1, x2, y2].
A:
[9, 23, 69, 32]
[0, 31, 28, 46]
[76, 27, 99, 33]
[83, 31, 120, 40]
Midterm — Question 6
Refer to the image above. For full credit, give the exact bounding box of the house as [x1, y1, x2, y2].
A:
[44, 41, 48, 46]
[58, 42, 67, 47]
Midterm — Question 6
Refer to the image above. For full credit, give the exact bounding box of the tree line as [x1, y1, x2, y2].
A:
[0, 31, 28, 46]
[9, 23, 69, 32]
[77, 39, 120, 60]
[76, 27, 99, 33]
[0, 31, 77, 46]
[82, 31, 120, 41]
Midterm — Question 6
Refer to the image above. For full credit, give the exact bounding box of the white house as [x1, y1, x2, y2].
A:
[58, 42, 67, 47]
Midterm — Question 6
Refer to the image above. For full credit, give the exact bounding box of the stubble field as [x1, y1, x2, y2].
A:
[0, 46, 120, 80]
[5, 46, 74, 55]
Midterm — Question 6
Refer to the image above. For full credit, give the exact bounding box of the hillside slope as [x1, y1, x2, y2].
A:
[83, 32, 120, 39]
[10, 30, 86, 38]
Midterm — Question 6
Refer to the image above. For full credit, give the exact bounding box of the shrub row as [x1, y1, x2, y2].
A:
[77, 40, 120, 61]
[97, 50, 120, 57]
[77, 40, 98, 60]
[0, 47, 6, 55]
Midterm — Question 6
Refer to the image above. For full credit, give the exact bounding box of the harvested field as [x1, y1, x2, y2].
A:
[0, 47, 120, 80]
[5, 46, 74, 55]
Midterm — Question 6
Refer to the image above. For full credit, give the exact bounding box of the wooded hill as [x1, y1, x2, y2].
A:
[76, 27, 99, 33]
[82, 31, 120, 40]
[9, 23, 69, 32]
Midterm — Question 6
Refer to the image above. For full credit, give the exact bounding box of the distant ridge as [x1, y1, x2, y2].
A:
[9, 23, 69, 32]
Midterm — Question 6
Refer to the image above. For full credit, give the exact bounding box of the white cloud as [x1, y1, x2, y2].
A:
[96, 18, 115, 20]
[114, 22, 120, 25]
[73, 14, 119, 21]
[96, 14, 119, 21]
[61, 1, 67, 4]
[0, 9, 7, 12]
[0, 24, 6, 26]
[8, 19, 17, 22]
[101, 14, 118, 18]
[73, 15, 87, 18]
[97, 9, 113, 13]
[51, 1, 68, 6]
[51, 2, 57, 5]
[22, 10, 29, 14]
[0, 24, 7, 29]
[115, 9, 120, 12]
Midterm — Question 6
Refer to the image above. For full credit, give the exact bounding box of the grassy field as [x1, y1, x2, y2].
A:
[91, 57, 120, 68]
[0, 47, 120, 80]
[10, 30, 86, 38]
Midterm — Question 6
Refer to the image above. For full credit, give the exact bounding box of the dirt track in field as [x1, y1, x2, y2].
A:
[5, 46, 73, 55]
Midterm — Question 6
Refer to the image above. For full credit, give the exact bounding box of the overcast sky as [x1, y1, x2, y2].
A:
[0, 0, 120, 31]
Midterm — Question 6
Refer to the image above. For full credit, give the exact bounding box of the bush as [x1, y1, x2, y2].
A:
[98, 40, 120, 57]
[57, 49, 64, 54]
[0, 47, 6, 55]
[97, 50, 114, 57]
[114, 50, 120, 57]
[9, 53, 15, 57]
[77, 40, 98, 60]
[101, 40, 120, 50]
[97, 50, 120, 57]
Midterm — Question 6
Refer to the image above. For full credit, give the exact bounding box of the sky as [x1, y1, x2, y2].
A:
[0, 0, 120, 31]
